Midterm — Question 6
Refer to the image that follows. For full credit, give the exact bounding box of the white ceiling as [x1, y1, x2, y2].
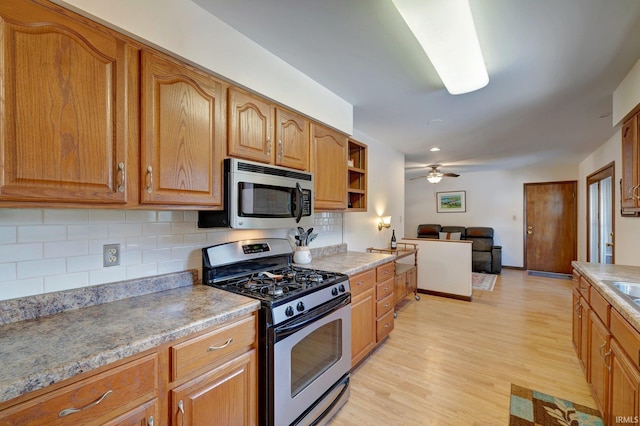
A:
[194, 0, 640, 177]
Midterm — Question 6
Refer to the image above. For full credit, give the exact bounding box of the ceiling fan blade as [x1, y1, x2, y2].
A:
[409, 175, 429, 180]
[443, 173, 460, 177]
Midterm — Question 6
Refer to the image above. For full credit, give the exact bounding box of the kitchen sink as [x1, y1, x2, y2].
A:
[603, 280, 640, 308]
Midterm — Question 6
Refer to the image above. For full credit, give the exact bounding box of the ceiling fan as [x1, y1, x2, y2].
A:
[409, 165, 460, 184]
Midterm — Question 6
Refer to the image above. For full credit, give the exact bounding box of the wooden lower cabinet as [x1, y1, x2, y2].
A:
[588, 311, 611, 419]
[350, 269, 376, 367]
[170, 349, 257, 426]
[610, 338, 640, 425]
[0, 313, 258, 426]
[0, 354, 158, 425]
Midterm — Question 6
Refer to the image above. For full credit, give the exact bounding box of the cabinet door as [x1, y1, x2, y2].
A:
[228, 88, 274, 164]
[170, 349, 257, 426]
[588, 311, 611, 419]
[141, 51, 225, 207]
[311, 123, 347, 210]
[621, 115, 638, 209]
[0, 1, 137, 204]
[394, 273, 407, 304]
[572, 290, 581, 358]
[610, 338, 640, 425]
[580, 297, 590, 373]
[351, 287, 376, 368]
[275, 108, 309, 170]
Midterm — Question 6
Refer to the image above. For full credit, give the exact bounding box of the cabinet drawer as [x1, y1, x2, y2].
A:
[376, 309, 394, 341]
[572, 269, 581, 290]
[578, 279, 590, 302]
[376, 277, 394, 301]
[171, 315, 256, 381]
[0, 354, 157, 425]
[590, 287, 610, 326]
[350, 269, 376, 298]
[377, 293, 394, 317]
[611, 309, 640, 368]
[376, 262, 395, 282]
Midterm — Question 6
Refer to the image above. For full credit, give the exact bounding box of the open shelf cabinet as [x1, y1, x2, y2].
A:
[348, 139, 367, 211]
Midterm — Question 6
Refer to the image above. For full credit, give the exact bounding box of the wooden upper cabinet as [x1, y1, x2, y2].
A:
[228, 87, 275, 164]
[275, 108, 309, 170]
[311, 123, 348, 210]
[141, 50, 225, 207]
[622, 114, 639, 209]
[0, 0, 138, 204]
[228, 88, 309, 171]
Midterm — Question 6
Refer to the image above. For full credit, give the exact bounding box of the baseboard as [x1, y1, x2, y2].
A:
[417, 288, 472, 302]
[502, 265, 524, 271]
[527, 270, 572, 280]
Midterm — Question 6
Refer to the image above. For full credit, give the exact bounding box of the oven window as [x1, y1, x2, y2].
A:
[239, 183, 293, 217]
[290, 319, 342, 398]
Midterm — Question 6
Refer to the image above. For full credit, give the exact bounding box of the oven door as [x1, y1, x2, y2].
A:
[272, 295, 351, 426]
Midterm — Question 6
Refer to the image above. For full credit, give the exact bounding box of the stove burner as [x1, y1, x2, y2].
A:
[267, 285, 283, 296]
[306, 274, 324, 283]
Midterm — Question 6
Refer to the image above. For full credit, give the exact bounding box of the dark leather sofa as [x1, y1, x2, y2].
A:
[416, 224, 502, 274]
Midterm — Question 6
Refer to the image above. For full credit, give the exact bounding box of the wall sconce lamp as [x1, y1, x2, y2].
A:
[378, 216, 392, 231]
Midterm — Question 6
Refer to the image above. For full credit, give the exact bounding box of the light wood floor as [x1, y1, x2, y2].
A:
[329, 269, 595, 425]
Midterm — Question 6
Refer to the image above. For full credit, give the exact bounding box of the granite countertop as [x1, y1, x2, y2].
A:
[571, 261, 640, 330]
[0, 272, 260, 404]
[305, 251, 395, 276]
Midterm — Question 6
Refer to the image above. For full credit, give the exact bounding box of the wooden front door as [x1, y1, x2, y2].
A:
[524, 181, 577, 274]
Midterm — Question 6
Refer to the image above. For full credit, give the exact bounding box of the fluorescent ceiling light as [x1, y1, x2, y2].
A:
[392, 0, 489, 95]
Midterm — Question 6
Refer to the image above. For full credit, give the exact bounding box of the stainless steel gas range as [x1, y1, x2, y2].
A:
[202, 239, 351, 426]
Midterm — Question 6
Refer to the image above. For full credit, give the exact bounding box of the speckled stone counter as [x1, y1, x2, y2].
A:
[572, 261, 640, 330]
[0, 271, 260, 404]
[304, 251, 395, 276]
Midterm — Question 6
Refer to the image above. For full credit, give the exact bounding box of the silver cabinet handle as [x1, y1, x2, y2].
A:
[117, 162, 125, 193]
[266, 140, 271, 156]
[278, 139, 283, 159]
[178, 400, 185, 426]
[59, 390, 112, 417]
[148, 416, 154, 426]
[146, 166, 153, 193]
[208, 337, 233, 351]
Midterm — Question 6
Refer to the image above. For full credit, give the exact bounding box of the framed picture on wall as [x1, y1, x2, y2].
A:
[436, 191, 466, 213]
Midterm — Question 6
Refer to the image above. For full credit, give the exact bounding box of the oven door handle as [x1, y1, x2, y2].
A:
[274, 294, 350, 341]
[294, 183, 304, 223]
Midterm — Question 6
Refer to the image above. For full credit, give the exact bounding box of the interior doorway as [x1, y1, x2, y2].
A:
[524, 181, 577, 275]
[586, 162, 614, 264]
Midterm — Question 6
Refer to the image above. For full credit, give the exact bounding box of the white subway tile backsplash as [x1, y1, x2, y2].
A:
[0, 209, 43, 225]
[0, 278, 44, 299]
[44, 272, 89, 292]
[89, 210, 126, 223]
[158, 211, 183, 222]
[18, 225, 67, 242]
[18, 258, 66, 279]
[67, 224, 109, 240]
[0, 227, 17, 244]
[44, 240, 88, 259]
[142, 222, 172, 236]
[0, 243, 43, 263]
[0, 208, 344, 301]
[125, 210, 157, 222]
[125, 236, 158, 250]
[0, 263, 17, 282]
[90, 267, 126, 285]
[44, 209, 88, 224]
[67, 254, 104, 272]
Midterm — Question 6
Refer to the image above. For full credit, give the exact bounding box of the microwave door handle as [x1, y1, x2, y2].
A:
[295, 183, 304, 223]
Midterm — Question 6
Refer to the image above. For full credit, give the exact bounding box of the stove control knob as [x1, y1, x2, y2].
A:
[339, 284, 346, 293]
[296, 301, 305, 312]
[331, 287, 338, 296]
[285, 306, 294, 317]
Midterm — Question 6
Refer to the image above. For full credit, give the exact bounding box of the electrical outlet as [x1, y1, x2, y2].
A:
[103, 244, 120, 267]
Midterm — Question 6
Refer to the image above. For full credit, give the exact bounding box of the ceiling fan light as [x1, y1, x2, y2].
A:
[426, 172, 443, 184]
[392, 0, 489, 95]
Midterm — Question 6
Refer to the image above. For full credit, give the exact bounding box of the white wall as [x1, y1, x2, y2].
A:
[577, 130, 640, 266]
[404, 164, 578, 268]
[343, 130, 406, 252]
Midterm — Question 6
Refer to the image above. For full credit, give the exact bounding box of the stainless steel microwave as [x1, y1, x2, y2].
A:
[198, 158, 314, 229]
